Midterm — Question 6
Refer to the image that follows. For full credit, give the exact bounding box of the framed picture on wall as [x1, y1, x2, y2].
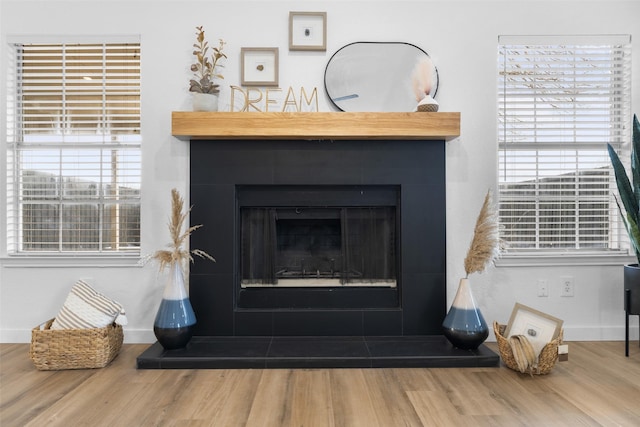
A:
[241, 47, 279, 86]
[289, 11, 327, 51]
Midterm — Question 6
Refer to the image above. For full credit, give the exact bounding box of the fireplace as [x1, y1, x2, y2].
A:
[137, 112, 499, 369]
[188, 136, 447, 337]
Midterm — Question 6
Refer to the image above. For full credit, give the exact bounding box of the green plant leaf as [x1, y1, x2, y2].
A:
[615, 197, 640, 261]
[609, 114, 640, 263]
[632, 115, 640, 212]
[608, 143, 639, 225]
[627, 212, 640, 261]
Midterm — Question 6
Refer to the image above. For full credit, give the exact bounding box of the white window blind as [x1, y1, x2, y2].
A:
[6, 40, 141, 254]
[498, 35, 631, 255]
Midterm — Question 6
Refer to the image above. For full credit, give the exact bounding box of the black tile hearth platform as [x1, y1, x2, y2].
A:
[136, 335, 500, 369]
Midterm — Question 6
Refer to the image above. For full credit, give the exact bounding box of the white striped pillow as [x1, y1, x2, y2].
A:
[51, 280, 128, 330]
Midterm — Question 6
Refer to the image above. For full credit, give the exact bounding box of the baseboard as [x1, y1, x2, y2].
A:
[122, 329, 157, 343]
[0, 328, 156, 344]
[560, 325, 639, 341]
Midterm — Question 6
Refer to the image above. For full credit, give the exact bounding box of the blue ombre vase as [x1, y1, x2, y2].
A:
[442, 278, 489, 350]
[153, 262, 196, 350]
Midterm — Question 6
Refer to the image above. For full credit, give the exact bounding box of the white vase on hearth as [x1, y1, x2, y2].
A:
[153, 261, 196, 350]
[442, 277, 489, 350]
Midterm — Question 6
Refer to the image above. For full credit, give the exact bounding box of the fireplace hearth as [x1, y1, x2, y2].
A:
[136, 112, 499, 369]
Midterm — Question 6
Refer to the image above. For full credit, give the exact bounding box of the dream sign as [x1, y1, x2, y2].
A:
[229, 86, 319, 112]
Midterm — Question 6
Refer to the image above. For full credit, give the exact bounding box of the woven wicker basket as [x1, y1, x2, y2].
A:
[493, 321, 562, 375]
[30, 319, 123, 371]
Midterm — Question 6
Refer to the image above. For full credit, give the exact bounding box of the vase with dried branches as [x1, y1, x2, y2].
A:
[442, 189, 500, 350]
[150, 189, 215, 350]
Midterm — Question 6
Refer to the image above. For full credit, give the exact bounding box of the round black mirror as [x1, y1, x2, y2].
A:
[324, 42, 439, 112]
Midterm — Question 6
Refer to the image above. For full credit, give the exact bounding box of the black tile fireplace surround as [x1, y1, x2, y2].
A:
[190, 138, 446, 337]
[137, 136, 499, 368]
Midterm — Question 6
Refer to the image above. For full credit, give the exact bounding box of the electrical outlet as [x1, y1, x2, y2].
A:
[537, 279, 549, 297]
[561, 276, 574, 297]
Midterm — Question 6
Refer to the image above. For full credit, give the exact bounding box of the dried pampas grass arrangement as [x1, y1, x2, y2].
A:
[411, 57, 439, 112]
[411, 57, 434, 102]
[463, 189, 500, 277]
[148, 188, 215, 271]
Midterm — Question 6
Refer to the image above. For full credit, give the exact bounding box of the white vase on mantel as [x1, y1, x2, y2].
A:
[414, 95, 439, 112]
[192, 92, 219, 112]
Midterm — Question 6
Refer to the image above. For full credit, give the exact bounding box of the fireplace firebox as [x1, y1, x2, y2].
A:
[237, 185, 399, 309]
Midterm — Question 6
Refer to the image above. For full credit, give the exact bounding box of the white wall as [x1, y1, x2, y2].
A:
[1, 0, 639, 343]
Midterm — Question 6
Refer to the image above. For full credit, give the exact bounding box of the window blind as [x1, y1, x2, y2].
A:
[497, 35, 631, 254]
[6, 40, 141, 254]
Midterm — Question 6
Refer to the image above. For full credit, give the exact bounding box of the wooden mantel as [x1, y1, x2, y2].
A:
[171, 112, 460, 140]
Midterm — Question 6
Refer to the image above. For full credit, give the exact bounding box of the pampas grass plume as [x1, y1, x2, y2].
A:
[464, 189, 500, 277]
[149, 188, 215, 271]
[411, 57, 434, 102]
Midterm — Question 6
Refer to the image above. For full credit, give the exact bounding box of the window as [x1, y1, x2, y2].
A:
[498, 35, 632, 258]
[6, 38, 141, 254]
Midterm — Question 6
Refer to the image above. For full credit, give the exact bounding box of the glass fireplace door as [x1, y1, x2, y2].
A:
[241, 206, 396, 288]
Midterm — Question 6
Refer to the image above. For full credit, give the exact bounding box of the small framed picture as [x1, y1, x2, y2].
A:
[289, 12, 327, 51]
[504, 303, 563, 355]
[241, 47, 279, 86]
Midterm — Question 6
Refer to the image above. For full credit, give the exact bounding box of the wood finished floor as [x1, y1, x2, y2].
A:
[1, 341, 639, 426]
